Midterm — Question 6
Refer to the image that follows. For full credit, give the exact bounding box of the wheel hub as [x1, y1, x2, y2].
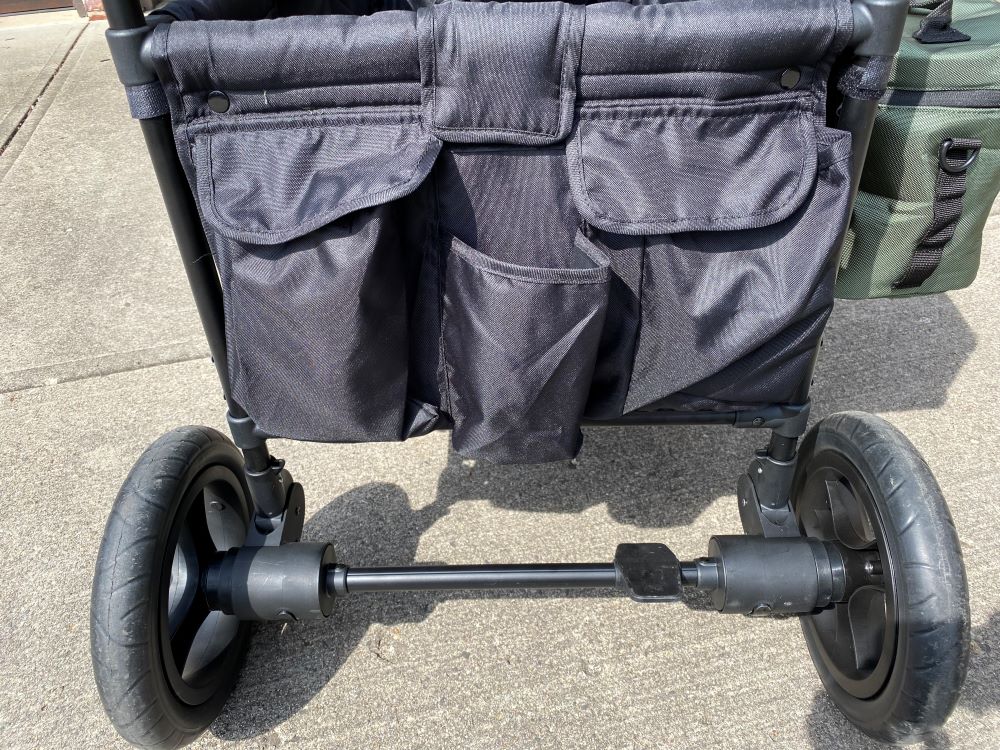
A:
[159, 465, 250, 706]
[796, 450, 897, 699]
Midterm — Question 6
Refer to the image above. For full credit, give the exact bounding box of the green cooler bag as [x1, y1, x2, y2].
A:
[836, 0, 1000, 299]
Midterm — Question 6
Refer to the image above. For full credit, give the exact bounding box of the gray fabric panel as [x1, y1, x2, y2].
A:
[150, 0, 855, 462]
[150, 13, 419, 117]
[443, 232, 609, 463]
[579, 0, 852, 75]
[434, 146, 582, 268]
[638, 309, 831, 413]
[566, 96, 818, 235]
[418, 1, 584, 145]
[156, 0, 417, 20]
[577, 68, 819, 102]
[583, 231, 643, 419]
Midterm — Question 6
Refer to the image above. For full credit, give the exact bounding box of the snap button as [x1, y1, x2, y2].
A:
[780, 68, 801, 89]
[207, 91, 231, 114]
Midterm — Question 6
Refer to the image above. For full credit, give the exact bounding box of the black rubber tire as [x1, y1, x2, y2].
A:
[91, 427, 253, 749]
[793, 412, 970, 745]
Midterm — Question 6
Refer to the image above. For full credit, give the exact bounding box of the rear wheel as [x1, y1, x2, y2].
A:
[792, 412, 970, 744]
[91, 427, 253, 749]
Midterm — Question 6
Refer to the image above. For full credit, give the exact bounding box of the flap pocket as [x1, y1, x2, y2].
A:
[567, 96, 818, 235]
[192, 108, 441, 245]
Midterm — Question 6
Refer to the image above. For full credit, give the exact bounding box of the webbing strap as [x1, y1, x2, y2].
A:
[125, 81, 170, 120]
[912, 0, 971, 44]
[837, 55, 892, 101]
[893, 138, 981, 289]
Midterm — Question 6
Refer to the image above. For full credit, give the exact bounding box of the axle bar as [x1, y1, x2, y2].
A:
[204, 538, 875, 622]
[327, 561, 708, 595]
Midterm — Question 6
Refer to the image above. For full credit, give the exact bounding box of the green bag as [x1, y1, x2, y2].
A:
[836, 0, 1000, 299]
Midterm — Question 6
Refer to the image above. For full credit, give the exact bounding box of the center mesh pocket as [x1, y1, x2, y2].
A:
[442, 231, 610, 464]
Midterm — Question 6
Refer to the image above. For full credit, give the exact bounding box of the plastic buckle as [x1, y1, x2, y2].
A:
[939, 139, 979, 174]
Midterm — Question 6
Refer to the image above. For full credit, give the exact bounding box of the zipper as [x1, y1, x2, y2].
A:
[881, 88, 1000, 108]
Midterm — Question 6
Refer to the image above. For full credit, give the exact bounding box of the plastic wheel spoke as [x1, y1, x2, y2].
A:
[188, 493, 222, 565]
[167, 527, 200, 637]
[180, 611, 241, 683]
[204, 485, 247, 552]
[170, 595, 211, 677]
[826, 479, 876, 549]
[847, 586, 887, 672]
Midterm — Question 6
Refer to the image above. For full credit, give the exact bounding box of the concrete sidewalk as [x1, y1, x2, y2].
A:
[1, 19, 999, 750]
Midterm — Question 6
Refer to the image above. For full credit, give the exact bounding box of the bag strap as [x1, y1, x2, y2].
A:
[910, 0, 971, 44]
[893, 138, 982, 290]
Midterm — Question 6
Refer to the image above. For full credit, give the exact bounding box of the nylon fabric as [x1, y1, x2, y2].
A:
[566, 96, 818, 235]
[150, 0, 856, 463]
[418, 2, 584, 145]
[837, 55, 893, 101]
[912, 0, 971, 43]
[443, 233, 610, 463]
[625, 128, 853, 412]
[220, 205, 411, 442]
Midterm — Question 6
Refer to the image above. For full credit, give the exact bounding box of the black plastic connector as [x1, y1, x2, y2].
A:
[106, 26, 157, 87]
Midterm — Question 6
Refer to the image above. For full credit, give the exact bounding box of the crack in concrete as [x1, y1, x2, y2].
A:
[1, 343, 212, 395]
[0, 21, 87, 162]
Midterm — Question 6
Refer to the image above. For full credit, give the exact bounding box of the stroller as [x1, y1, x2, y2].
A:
[91, 0, 971, 746]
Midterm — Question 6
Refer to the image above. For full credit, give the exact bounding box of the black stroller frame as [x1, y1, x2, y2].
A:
[91, 0, 972, 747]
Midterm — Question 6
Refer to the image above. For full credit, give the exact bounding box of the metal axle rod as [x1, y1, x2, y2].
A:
[326, 561, 711, 595]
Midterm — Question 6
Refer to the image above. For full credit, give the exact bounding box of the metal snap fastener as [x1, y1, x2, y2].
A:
[207, 91, 231, 114]
[780, 68, 801, 89]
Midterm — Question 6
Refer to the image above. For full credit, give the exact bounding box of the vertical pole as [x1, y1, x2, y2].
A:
[104, 0, 285, 518]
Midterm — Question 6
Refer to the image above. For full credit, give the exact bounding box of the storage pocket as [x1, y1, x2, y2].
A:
[566, 93, 852, 411]
[837, 102, 1000, 299]
[442, 231, 610, 463]
[622, 127, 853, 412]
[190, 108, 441, 441]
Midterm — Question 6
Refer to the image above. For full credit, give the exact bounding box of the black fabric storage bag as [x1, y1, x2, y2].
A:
[443, 232, 610, 463]
[218, 207, 407, 442]
[146, 1, 857, 461]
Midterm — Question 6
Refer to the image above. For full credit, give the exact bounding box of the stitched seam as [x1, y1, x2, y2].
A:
[187, 107, 421, 135]
[181, 81, 420, 96]
[578, 95, 808, 119]
[449, 238, 609, 285]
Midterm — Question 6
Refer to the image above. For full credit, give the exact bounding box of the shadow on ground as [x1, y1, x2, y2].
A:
[211, 293, 976, 742]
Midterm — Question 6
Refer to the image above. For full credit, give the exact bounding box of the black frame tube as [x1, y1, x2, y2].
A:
[138, 117, 236, 408]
